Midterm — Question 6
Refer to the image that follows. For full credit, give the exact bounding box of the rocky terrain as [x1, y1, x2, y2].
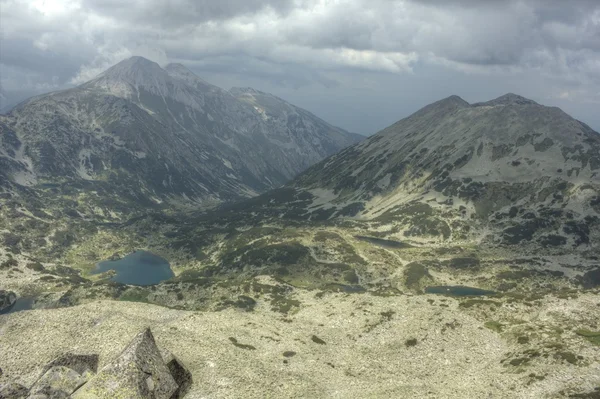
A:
[1, 94, 599, 398]
[0, 328, 191, 398]
[1, 286, 598, 398]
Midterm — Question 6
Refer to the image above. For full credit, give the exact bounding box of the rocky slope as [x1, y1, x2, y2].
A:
[231, 87, 364, 172]
[240, 94, 600, 251]
[0, 56, 362, 208]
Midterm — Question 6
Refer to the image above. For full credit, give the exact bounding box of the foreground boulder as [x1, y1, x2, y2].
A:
[72, 329, 179, 399]
[0, 329, 190, 398]
[26, 353, 99, 398]
[0, 290, 17, 313]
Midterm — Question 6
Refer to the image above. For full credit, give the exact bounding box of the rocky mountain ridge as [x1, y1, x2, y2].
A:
[0, 56, 362, 212]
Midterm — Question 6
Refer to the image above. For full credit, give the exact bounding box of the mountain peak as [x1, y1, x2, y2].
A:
[106, 56, 162, 73]
[441, 95, 469, 106]
[92, 56, 167, 86]
[127, 55, 158, 65]
[426, 95, 470, 109]
[474, 93, 538, 107]
[411, 94, 470, 118]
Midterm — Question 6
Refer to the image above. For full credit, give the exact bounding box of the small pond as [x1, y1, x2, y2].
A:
[93, 251, 174, 286]
[325, 283, 367, 293]
[0, 297, 35, 315]
[425, 285, 496, 297]
[355, 236, 413, 249]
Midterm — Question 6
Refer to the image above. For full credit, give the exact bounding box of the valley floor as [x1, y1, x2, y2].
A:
[1, 278, 599, 398]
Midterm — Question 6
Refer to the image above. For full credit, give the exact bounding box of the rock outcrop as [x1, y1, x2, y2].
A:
[163, 352, 193, 399]
[73, 328, 179, 399]
[29, 365, 90, 398]
[0, 329, 190, 399]
[0, 291, 16, 313]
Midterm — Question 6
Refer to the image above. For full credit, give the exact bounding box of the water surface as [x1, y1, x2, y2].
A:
[425, 285, 496, 297]
[93, 251, 174, 286]
[0, 297, 35, 315]
[355, 236, 413, 249]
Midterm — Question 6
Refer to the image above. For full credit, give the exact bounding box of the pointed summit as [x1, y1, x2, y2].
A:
[437, 95, 470, 107]
[411, 94, 470, 119]
[86, 56, 173, 96]
[98, 56, 165, 81]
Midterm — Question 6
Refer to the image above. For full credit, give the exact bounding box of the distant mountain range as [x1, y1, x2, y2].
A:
[0, 56, 362, 207]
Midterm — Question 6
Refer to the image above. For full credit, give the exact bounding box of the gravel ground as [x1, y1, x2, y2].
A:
[1, 278, 599, 398]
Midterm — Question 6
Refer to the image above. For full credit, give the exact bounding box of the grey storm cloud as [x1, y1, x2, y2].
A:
[1, 0, 599, 132]
[80, 0, 300, 27]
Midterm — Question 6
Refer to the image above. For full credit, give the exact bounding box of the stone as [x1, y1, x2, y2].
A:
[0, 290, 17, 313]
[29, 366, 89, 399]
[72, 328, 178, 399]
[0, 382, 29, 399]
[40, 354, 99, 376]
[163, 352, 193, 399]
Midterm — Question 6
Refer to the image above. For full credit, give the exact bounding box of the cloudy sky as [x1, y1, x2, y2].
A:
[1, 0, 599, 134]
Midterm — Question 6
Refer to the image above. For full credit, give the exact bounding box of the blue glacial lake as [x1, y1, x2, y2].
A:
[93, 251, 174, 286]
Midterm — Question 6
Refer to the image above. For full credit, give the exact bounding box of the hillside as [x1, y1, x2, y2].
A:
[258, 94, 600, 250]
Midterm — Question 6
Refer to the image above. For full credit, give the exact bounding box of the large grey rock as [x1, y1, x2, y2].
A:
[0, 382, 29, 399]
[72, 328, 178, 399]
[29, 366, 89, 398]
[40, 354, 98, 376]
[0, 290, 16, 313]
[27, 353, 99, 398]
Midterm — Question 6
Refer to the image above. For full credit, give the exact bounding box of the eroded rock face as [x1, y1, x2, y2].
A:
[0, 290, 17, 313]
[40, 354, 99, 376]
[72, 328, 178, 399]
[163, 352, 193, 399]
[29, 365, 89, 398]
